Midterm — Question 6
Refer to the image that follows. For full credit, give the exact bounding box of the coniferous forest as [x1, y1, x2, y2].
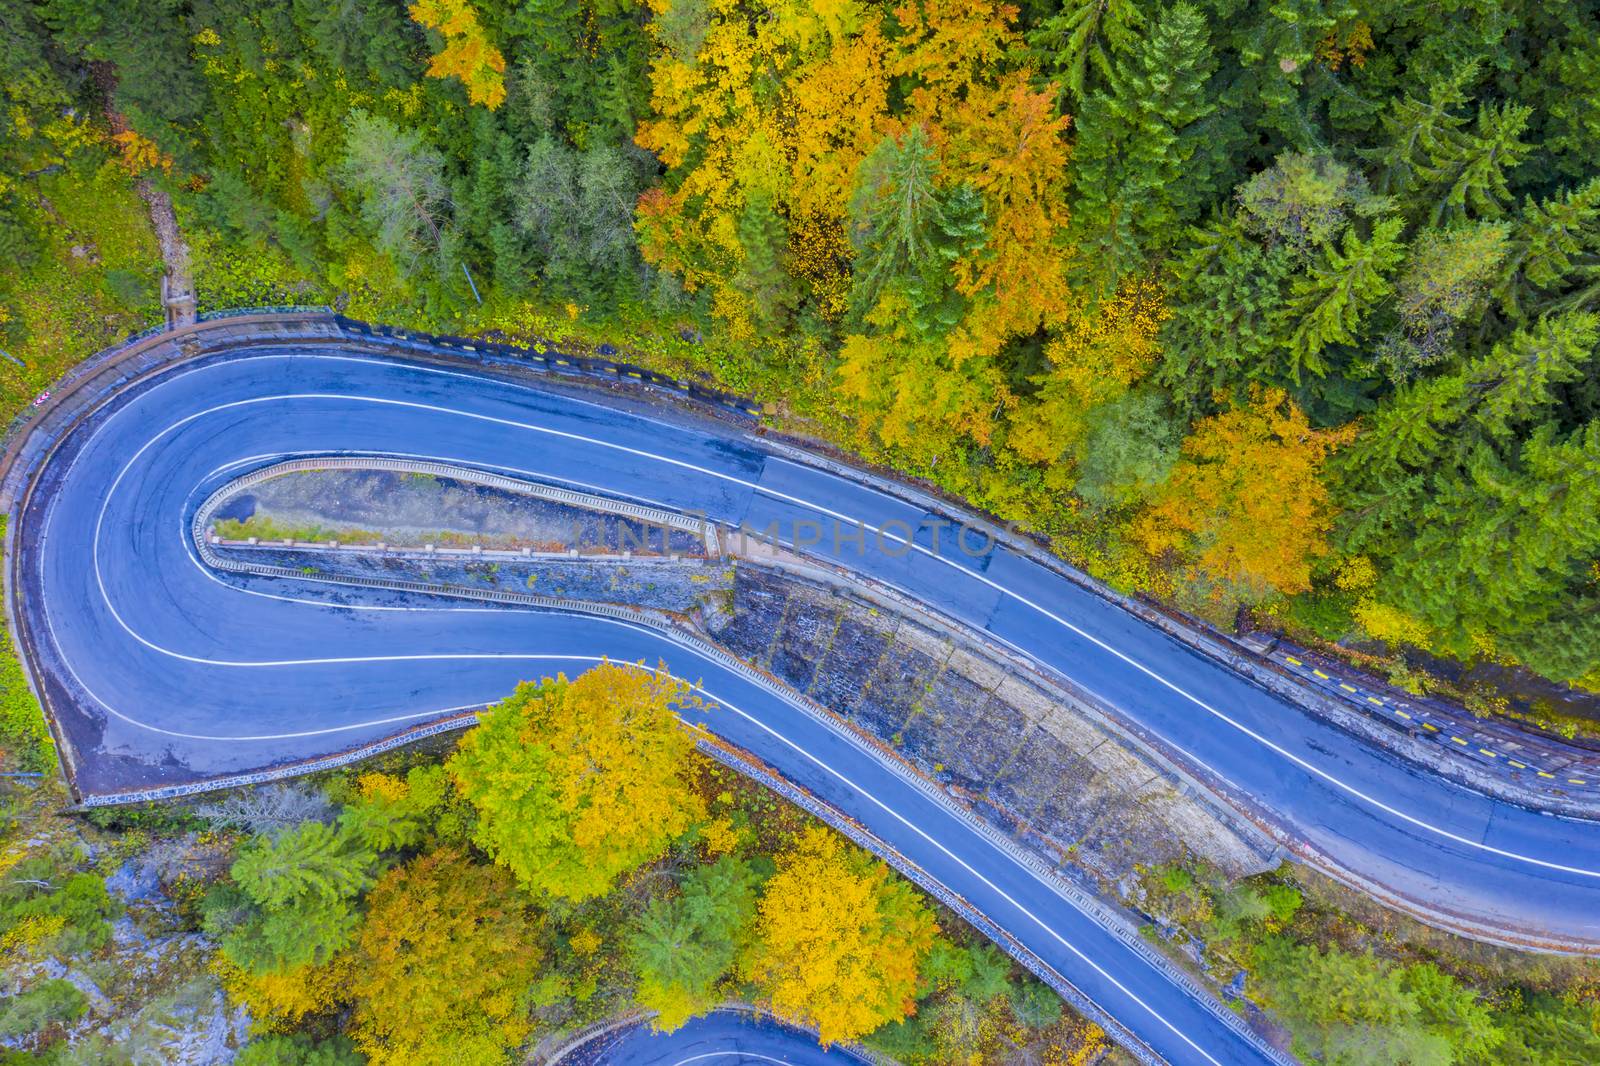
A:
[5, 0, 1600, 700]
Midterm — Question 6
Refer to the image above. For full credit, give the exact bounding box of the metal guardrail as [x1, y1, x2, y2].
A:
[331, 315, 765, 423]
[538, 1003, 891, 1066]
[199, 454, 720, 555]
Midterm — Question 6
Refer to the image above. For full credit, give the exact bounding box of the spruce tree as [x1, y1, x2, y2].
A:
[848, 126, 942, 316]
[1024, 0, 1143, 106]
[1414, 101, 1533, 226]
[1496, 178, 1600, 320]
[1069, 2, 1216, 293]
[1282, 217, 1406, 380]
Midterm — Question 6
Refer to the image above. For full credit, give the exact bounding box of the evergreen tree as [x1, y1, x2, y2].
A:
[1159, 216, 1295, 409]
[1024, 0, 1143, 106]
[848, 125, 942, 317]
[1282, 217, 1406, 381]
[1496, 178, 1600, 320]
[231, 821, 375, 909]
[1414, 101, 1533, 226]
[733, 188, 798, 331]
[202, 820, 376, 975]
[1069, 2, 1216, 293]
[629, 856, 762, 1031]
[1362, 64, 1478, 199]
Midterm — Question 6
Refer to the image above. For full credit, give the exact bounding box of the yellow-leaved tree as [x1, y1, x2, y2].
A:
[408, 0, 506, 109]
[742, 826, 937, 1045]
[349, 848, 541, 1065]
[448, 661, 706, 899]
[635, 0, 893, 339]
[1135, 386, 1357, 601]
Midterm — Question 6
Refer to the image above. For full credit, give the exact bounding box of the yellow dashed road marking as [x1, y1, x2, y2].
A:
[1367, 696, 1384, 705]
[1422, 723, 1439, 732]
[1313, 669, 1330, 680]
[1479, 749, 1498, 758]
[1571, 779, 1588, 785]
[1285, 656, 1302, 666]
[1395, 710, 1412, 719]
[1539, 771, 1557, 778]
[1450, 736, 1468, 745]
[1509, 761, 1527, 769]
[1339, 683, 1358, 692]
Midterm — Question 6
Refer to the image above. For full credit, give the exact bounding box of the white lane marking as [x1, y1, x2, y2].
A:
[50, 361, 1600, 884]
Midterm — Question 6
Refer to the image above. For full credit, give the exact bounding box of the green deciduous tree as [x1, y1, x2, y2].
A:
[512, 135, 655, 304]
[449, 662, 705, 900]
[1071, 390, 1179, 508]
[338, 109, 456, 293]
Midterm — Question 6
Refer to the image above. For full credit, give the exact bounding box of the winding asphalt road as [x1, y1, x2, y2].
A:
[14, 338, 1600, 1062]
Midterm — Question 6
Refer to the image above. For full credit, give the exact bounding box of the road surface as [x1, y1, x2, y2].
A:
[15, 341, 1600, 1060]
[563, 1010, 871, 1066]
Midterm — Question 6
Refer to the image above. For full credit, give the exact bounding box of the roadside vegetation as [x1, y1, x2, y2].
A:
[0, 518, 54, 771]
[1, 663, 1105, 1065]
[1135, 856, 1600, 1064]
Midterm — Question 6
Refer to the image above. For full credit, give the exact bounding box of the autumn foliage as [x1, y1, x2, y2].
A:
[408, 0, 506, 109]
[448, 661, 705, 900]
[350, 849, 541, 1064]
[1137, 387, 1357, 600]
[743, 826, 938, 1045]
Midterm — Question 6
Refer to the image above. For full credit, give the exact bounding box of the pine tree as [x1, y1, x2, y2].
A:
[1282, 217, 1406, 380]
[905, 182, 987, 338]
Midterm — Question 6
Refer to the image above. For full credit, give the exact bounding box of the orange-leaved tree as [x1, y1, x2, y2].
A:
[742, 826, 937, 1045]
[448, 661, 706, 900]
[1135, 386, 1357, 601]
[349, 848, 541, 1065]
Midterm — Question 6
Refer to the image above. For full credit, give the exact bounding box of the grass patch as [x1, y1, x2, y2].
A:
[0, 517, 55, 773]
[0, 159, 162, 424]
